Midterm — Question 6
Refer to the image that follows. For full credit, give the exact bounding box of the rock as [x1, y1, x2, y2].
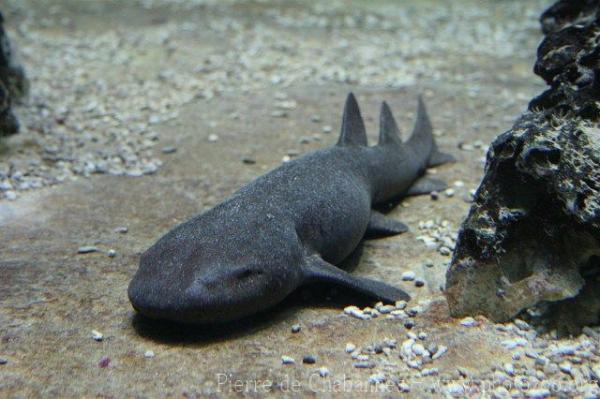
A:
[0, 11, 28, 138]
[446, 0, 600, 335]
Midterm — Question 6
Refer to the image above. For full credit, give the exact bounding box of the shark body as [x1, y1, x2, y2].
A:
[128, 93, 453, 323]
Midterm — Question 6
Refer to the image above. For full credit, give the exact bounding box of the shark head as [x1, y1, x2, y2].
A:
[128, 212, 304, 323]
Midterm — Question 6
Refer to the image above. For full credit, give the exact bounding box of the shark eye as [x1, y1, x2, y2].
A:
[235, 268, 263, 280]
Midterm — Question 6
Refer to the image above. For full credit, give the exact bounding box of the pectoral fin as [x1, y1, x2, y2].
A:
[365, 211, 408, 238]
[429, 151, 456, 167]
[406, 176, 447, 196]
[302, 255, 410, 302]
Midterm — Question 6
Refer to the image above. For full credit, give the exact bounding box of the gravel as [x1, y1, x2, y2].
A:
[0, 0, 546, 200]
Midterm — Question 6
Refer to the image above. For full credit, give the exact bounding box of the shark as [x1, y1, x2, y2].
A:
[128, 93, 454, 323]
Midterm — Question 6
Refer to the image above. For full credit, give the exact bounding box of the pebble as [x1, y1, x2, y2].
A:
[281, 356, 295, 365]
[407, 359, 422, 369]
[271, 110, 287, 118]
[412, 343, 428, 357]
[404, 320, 415, 329]
[430, 191, 439, 200]
[161, 146, 177, 154]
[460, 317, 477, 327]
[291, 324, 301, 333]
[444, 188, 455, 197]
[91, 330, 103, 341]
[98, 357, 110, 368]
[503, 362, 515, 376]
[302, 355, 317, 364]
[318, 367, 329, 377]
[459, 143, 474, 151]
[353, 361, 376, 369]
[0, 358, 7, 365]
[439, 247, 452, 256]
[432, 345, 448, 360]
[502, 338, 527, 349]
[322, 125, 332, 134]
[344, 306, 369, 320]
[524, 388, 551, 398]
[144, 350, 155, 358]
[107, 249, 117, 258]
[398, 382, 410, 392]
[493, 387, 510, 399]
[559, 361, 572, 374]
[5, 191, 16, 201]
[345, 343, 356, 353]
[368, 372, 386, 384]
[376, 304, 395, 314]
[114, 226, 128, 234]
[208, 134, 219, 142]
[78, 246, 98, 254]
[445, 383, 464, 396]
[401, 271, 416, 281]
[551, 343, 579, 357]
[310, 115, 321, 123]
[414, 279, 425, 287]
[421, 367, 439, 376]
[241, 157, 256, 165]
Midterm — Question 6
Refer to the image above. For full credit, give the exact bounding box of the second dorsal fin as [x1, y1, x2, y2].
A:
[337, 93, 368, 147]
[378, 101, 402, 146]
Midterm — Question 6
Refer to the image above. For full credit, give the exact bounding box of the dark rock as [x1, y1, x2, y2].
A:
[531, 3, 600, 120]
[302, 355, 316, 364]
[0, 11, 28, 138]
[445, 0, 600, 335]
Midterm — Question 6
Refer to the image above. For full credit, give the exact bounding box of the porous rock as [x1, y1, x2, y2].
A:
[445, 1, 600, 334]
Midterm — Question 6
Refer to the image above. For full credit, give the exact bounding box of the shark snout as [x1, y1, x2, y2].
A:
[128, 263, 276, 324]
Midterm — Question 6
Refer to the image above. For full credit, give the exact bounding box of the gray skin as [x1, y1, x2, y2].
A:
[128, 93, 453, 323]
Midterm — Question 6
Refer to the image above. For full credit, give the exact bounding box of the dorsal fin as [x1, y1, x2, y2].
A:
[409, 95, 433, 142]
[378, 101, 402, 146]
[337, 93, 368, 147]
